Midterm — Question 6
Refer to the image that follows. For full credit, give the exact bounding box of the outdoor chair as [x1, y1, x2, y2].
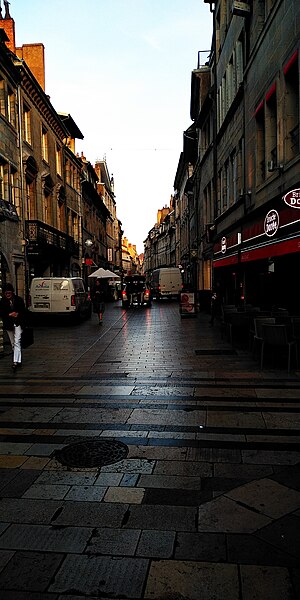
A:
[220, 306, 238, 339]
[292, 317, 300, 346]
[250, 317, 275, 355]
[226, 312, 251, 346]
[260, 324, 298, 372]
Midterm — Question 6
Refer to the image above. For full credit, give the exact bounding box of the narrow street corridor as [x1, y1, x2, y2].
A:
[0, 301, 299, 599]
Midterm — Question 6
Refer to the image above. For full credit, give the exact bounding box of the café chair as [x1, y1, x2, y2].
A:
[260, 323, 298, 373]
[251, 317, 275, 356]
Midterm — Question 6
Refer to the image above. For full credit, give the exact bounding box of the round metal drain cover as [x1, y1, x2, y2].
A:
[55, 439, 129, 468]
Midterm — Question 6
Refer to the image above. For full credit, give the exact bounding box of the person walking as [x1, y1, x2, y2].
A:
[0, 283, 27, 370]
[209, 284, 222, 326]
[91, 278, 106, 324]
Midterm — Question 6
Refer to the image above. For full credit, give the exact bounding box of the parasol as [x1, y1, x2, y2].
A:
[88, 268, 121, 279]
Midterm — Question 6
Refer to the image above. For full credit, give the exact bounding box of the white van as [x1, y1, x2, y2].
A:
[28, 277, 92, 320]
[151, 267, 182, 300]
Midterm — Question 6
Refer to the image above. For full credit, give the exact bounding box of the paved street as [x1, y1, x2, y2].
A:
[0, 301, 300, 599]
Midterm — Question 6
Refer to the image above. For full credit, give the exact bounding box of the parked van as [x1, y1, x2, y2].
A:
[28, 277, 92, 320]
[151, 267, 182, 300]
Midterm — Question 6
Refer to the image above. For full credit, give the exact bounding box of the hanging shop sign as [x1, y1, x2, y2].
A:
[264, 209, 279, 237]
[283, 188, 300, 209]
[221, 237, 227, 254]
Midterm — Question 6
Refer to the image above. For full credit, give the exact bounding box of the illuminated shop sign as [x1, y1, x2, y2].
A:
[264, 209, 279, 237]
[221, 236, 227, 253]
[283, 188, 300, 209]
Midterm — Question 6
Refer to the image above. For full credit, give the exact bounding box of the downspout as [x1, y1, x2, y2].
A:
[17, 82, 29, 300]
[211, 5, 218, 289]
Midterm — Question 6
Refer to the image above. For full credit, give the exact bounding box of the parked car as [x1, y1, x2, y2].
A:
[121, 275, 151, 308]
[28, 277, 92, 321]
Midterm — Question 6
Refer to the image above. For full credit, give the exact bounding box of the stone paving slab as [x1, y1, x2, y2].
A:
[0, 498, 62, 524]
[124, 505, 197, 532]
[0, 550, 64, 592]
[198, 496, 272, 532]
[76, 385, 135, 395]
[49, 555, 149, 598]
[22, 484, 70, 500]
[137, 474, 202, 490]
[64, 485, 107, 502]
[240, 564, 294, 600]
[226, 532, 299, 566]
[144, 560, 240, 599]
[87, 527, 140, 555]
[256, 513, 300, 558]
[0, 469, 40, 498]
[127, 408, 206, 426]
[226, 478, 300, 518]
[51, 407, 132, 423]
[0, 523, 93, 553]
[53, 501, 128, 528]
[0, 549, 14, 572]
[136, 529, 175, 558]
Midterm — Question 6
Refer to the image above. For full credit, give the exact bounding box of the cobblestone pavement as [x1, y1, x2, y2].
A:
[0, 301, 300, 599]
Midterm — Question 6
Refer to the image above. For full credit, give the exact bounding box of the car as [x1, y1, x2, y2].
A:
[121, 275, 151, 308]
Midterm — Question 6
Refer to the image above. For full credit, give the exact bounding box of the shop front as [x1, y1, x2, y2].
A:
[213, 187, 300, 313]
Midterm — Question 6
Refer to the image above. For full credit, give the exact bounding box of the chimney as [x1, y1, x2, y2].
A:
[1, 1, 16, 53]
[15, 44, 45, 91]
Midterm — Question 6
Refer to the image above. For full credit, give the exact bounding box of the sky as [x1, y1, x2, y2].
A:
[10, 0, 213, 254]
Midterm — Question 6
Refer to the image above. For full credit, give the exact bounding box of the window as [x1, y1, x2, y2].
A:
[56, 144, 62, 176]
[265, 84, 277, 171]
[284, 51, 299, 161]
[26, 181, 36, 220]
[23, 104, 32, 145]
[235, 40, 243, 88]
[231, 152, 238, 203]
[68, 210, 80, 242]
[11, 169, 20, 216]
[7, 86, 16, 127]
[41, 125, 49, 162]
[43, 193, 52, 225]
[0, 162, 9, 201]
[255, 101, 265, 183]
[0, 77, 5, 116]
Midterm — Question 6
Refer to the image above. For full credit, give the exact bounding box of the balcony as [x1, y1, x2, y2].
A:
[25, 220, 79, 258]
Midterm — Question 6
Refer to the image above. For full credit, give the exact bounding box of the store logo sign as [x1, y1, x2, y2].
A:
[283, 188, 300, 208]
[264, 209, 279, 237]
[221, 237, 227, 254]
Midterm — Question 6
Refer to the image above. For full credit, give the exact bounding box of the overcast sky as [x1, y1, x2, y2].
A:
[11, 0, 213, 254]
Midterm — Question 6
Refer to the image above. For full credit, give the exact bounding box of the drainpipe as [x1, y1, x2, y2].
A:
[17, 83, 29, 302]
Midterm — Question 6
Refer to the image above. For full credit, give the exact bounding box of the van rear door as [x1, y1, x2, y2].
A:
[51, 279, 72, 313]
[31, 279, 51, 312]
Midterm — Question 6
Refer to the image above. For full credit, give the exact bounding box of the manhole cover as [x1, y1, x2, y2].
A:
[54, 439, 129, 468]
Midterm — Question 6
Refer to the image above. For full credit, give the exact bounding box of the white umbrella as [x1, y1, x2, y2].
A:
[88, 268, 120, 279]
[104, 269, 121, 279]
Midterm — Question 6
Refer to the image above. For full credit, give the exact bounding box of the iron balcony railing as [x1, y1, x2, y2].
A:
[25, 220, 79, 257]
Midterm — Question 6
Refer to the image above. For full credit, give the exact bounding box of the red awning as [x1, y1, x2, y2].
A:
[241, 237, 300, 263]
[213, 254, 239, 268]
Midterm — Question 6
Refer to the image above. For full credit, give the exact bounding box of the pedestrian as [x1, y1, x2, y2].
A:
[209, 285, 222, 326]
[91, 278, 105, 324]
[0, 282, 27, 371]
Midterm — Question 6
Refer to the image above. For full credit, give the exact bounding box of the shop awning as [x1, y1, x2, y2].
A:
[241, 236, 300, 263]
